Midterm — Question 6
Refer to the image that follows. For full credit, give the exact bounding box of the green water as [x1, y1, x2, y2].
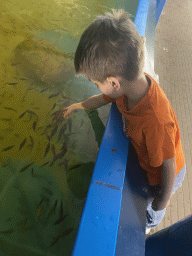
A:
[0, 0, 139, 255]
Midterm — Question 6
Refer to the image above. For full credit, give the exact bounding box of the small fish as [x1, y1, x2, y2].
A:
[61, 95, 71, 100]
[69, 140, 77, 150]
[50, 125, 59, 139]
[41, 124, 52, 135]
[3, 107, 17, 112]
[60, 228, 73, 237]
[50, 148, 67, 167]
[20, 77, 29, 80]
[11, 62, 21, 66]
[48, 92, 60, 99]
[50, 235, 60, 247]
[51, 103, 56, 111]
[2, 163, 8, 167]
[36, 205, 44, 220]
[54, 215, 67, 225]
[8, 82, 18, 85]
[29, 136, 34, 147]
[33, 121, 37, 131]
[19, 138, 26, 150]
[19, 162, 34, 173]
[0, 229, 14, 234]
[60, 201, 63, 218]
[37, 198, 44, 209]
[58, 123, 68, 142]
[46, 200, 58, 221]
[2, 145, 14, 151]
[67, 119, 72, 133]
[61, 138, 68, 151]
[22, 225, 32, 232]
[32, 168, 41, 178]
[0, 118, 12, 121]
[80, 119, 84, 128]
[41, 161, 49, 167]
[40, 87, 49, 93]
[44, 142, 50, 158]
[18, 110, 29, 118]
[51, 144, 56, 158]
[58, 159, 67, 167]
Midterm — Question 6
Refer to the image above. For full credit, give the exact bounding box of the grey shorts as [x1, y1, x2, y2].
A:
[146, 163, 186, 229]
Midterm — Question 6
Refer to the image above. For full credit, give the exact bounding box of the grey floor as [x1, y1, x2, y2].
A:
[149, 0, 192, 235]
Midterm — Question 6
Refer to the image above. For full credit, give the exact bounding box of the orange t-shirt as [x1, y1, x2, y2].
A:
[103, 72, 185, 186]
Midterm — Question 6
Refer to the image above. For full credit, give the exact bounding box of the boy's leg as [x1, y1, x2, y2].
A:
[146, 163, 186, 229]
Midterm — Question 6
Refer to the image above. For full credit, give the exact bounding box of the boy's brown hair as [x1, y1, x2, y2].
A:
[74, 9, 145, 83]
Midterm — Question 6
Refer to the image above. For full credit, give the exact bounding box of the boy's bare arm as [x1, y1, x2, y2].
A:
[63, 94, 109, 118]
[80, 93, 109, 110]
[152, 157, 176, 211]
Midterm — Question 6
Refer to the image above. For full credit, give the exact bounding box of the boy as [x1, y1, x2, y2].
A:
[63, 9, 186, 234]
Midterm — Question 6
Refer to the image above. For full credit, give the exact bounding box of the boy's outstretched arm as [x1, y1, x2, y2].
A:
[152, 157, 177, 211]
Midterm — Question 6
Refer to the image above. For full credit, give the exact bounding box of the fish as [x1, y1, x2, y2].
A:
[3, 107, 17, 112]
[60, 228, 73, 237]
[19, 138, 26, 150]
[0, 118, 12, 121]
[46, 200, 58, 221]
[41, 124, 52, 135]
[50, 125, 59, 139]
[11, 62, 21, 66]
[51, 144, 56, 158]
[50, 228, 73, 247]
[50, 147, 67, 167]
[40, 87, 49, 93]
[19, 162, 34, 173]
[37, 197, 44, 209]
[58, 159, 67, 167]
[0, 229, 14, 234]
[51, 103, 57, 111]
[44, 142, 50, 158]
[36, 205, 44, 220]
[61, 95, 71, 100]
[48, 92, 60, 99]
[29, 136, 34, 147]
[2, 145, 14, 151]
[69, 140, 77, 150]
[57, 123, 68, 141]
[22, 225, 32, 232]
[18, 110, 29, 118]
[67, 119, 72, 133]
[2, 163, 8, 167]
[19, 77, 30, 80]
[41, 161, 49, 167]
[8, 82, 18, 85]
[50, 235, 60, 247]
[54, 215, 67, 225]
[33, 121, 37, 131]
[79, 119, 84, 128]
[32, 168, 41, 178]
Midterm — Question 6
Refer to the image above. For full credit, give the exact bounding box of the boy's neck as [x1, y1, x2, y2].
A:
[123, 73, 150, 106]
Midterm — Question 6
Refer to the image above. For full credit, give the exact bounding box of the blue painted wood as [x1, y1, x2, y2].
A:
[156, 0, 167, 25]
[145, 214, 192, 256]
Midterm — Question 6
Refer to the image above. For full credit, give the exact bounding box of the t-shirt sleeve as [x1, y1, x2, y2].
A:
[144, 124, 176, 167]
[103, 94, 116, 103]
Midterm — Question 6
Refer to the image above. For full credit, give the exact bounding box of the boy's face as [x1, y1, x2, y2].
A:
[88, 76, 124, 98]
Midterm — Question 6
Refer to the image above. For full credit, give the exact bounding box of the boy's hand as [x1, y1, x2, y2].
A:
[152, 196, 171, 211]
[63, 103, 79, 119]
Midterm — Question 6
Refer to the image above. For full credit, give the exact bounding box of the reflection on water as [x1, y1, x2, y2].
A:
[0, 0, 139, 255]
